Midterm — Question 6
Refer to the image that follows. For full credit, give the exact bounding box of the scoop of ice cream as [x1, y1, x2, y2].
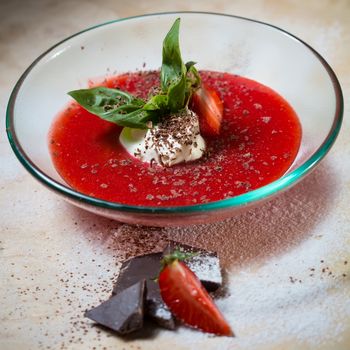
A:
[119, 109, 206, 167]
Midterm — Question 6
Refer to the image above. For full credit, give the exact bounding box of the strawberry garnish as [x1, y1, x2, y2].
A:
[191, 84, 224, 137]
[158, 251, 233, 336]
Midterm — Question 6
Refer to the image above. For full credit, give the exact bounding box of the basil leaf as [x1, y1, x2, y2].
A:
[68, 19, 202, 129]
[143, 94, 168, 111]
[160, 18, 188, 112]
[68, 87, 154, 129]
[68, 87, 144, 116]
[187, 64, 201, 87]
[109, 109, 157, 129]
[161, 18, 183, 91]
[184, 64, 201, 106]
[167, 69, 187, 112]
[185, 61, 197, 71]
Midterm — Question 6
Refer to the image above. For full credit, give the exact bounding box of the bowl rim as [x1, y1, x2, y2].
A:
[6, 11, 344, 214]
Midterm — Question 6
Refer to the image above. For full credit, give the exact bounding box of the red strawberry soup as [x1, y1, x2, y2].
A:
[49, 70, 301, 206]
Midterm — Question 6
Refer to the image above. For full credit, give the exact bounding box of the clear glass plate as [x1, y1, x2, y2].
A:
[6, 12, 343, 226]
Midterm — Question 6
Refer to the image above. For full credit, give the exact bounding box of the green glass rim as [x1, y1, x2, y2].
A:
[6, 11, 344, 214]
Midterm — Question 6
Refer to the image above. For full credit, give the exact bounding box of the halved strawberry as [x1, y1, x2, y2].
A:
[158, 253, 233, 336]
[191, 84, 224, 137]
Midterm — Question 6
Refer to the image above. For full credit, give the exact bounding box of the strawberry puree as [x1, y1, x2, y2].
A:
[49, 71, 301, 206]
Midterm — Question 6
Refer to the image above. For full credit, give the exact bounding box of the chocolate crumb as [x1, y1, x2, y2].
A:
[112, 253, 175, 330]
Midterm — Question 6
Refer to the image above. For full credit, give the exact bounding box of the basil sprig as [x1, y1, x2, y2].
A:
[68, 18, 201, 129]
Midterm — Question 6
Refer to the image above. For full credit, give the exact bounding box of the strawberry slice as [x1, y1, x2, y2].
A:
[158, 252, 233, 336]
[191, 84, 224, 137]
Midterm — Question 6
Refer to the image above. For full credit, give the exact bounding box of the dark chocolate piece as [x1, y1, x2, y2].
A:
[112, 253, 175, 330]
[85, 280, 146, 335]
[145, 278, 175, 329]
[164, 241, 222, 292]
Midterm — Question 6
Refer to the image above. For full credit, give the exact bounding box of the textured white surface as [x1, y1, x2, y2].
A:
[1, 1, 350, 349]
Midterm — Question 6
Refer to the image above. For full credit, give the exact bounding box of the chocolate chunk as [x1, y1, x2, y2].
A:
[164, 241, 222, 292]
[85, 280, 146, 335]
[112, 253, 175, 330]
[112, 253, 161, 295]
[145, 278, 175, 329]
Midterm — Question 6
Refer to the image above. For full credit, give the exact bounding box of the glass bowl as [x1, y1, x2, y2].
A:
[6, 12, 343, 227]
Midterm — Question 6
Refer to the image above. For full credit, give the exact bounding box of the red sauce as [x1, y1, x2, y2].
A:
[49, 71, 301, 206]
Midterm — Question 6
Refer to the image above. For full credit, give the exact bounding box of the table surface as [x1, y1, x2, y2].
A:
[1, 1, 350, 349]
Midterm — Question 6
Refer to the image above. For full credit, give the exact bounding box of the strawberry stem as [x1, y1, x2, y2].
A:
[161, 249, 199, 267]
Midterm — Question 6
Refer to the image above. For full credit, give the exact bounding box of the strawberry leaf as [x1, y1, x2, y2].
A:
[161, 249, 199, 267]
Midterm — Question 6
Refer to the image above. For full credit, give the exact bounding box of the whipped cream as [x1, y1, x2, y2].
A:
[119, 109, 206, 167]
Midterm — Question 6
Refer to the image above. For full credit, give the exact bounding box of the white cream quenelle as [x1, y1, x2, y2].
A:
[119, 108, 206, 167]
